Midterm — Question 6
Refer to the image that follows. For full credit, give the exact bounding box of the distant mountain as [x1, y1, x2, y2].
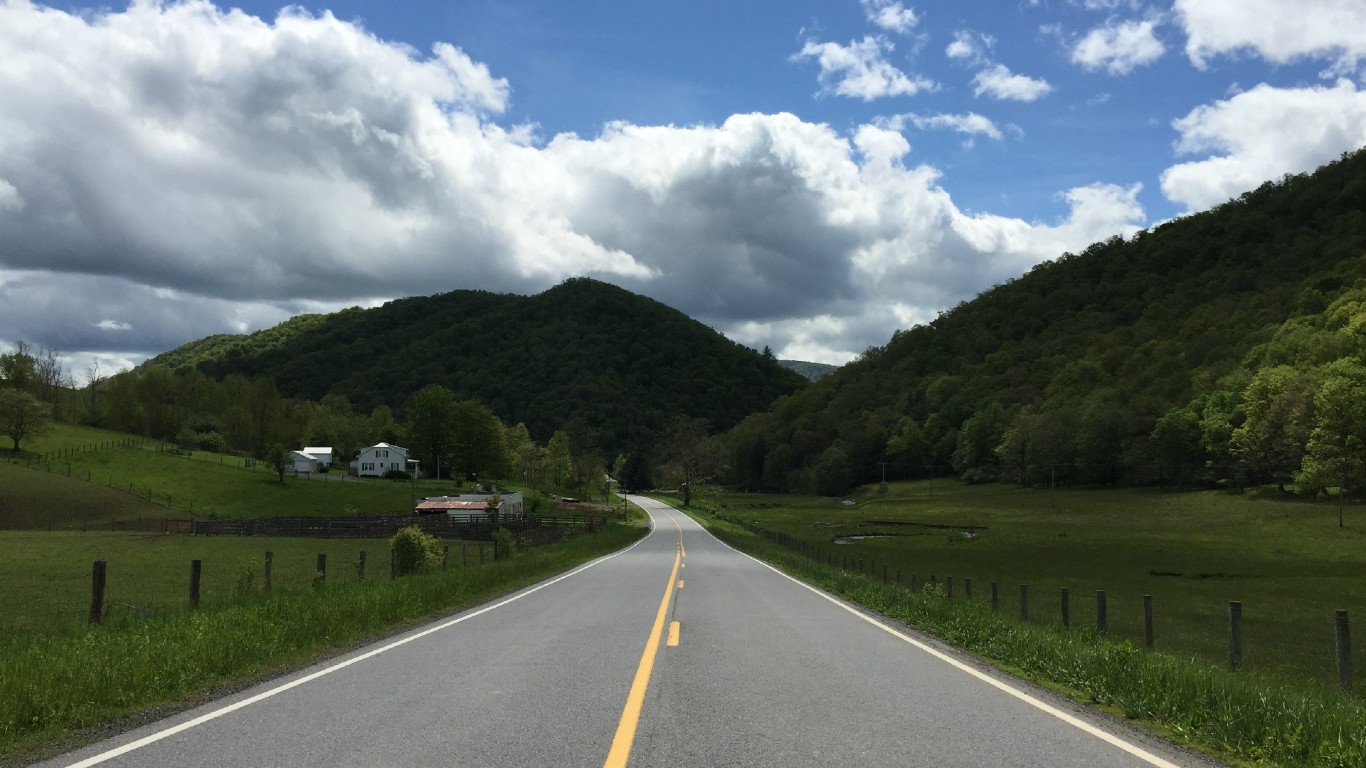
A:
[779, 360, 838, 381]
[148, 278, 808, 456]
[726, 148, 1366, 495]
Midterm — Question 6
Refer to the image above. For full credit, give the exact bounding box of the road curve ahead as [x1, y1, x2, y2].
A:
[42, 498, 1220, 768]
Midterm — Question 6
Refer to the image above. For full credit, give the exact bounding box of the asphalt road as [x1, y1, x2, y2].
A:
[41, 497, 1222, 768]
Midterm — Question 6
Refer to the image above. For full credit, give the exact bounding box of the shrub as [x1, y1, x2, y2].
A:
[383, 469, 412, 480]
[391, 526, 441, 575]
[491, 527, 516, 561]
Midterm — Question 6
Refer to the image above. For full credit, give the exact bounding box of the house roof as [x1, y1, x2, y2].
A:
[290, 451, 319, 461]
[303, 447, 333, 455]
[415, 499, 491, 511]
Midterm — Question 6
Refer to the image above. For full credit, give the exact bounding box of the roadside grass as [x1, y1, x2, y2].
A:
[677, 481, 1366, 699]
[690, 508, 1366, 768]
[0, 522, 647, 764]
[0, 531, 510, 639]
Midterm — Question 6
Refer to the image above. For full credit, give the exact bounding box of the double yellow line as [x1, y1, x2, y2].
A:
[602, 515, 685, 768]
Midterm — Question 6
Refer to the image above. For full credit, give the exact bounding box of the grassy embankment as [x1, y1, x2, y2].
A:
[0, 425, 647, 763]
[3, 423, 493, 524]
[677, 481, 1366, 768]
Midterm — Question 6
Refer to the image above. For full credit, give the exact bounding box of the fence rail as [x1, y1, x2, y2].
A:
[192, 513, 608, 540]
[719, 513, 1357, 693]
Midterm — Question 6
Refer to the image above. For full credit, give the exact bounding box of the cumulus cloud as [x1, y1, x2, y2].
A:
[1176, 0, 1366, 72]
[861, 0, 920, 34]
[1072, 18, 1165, 74]
[972, 64, 1053, 101]
[1160, 79, 1366, 212]
[0, 1, 1142, 367]
[794, 35, 935, 100]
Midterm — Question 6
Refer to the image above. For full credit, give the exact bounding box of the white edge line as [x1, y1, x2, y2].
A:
[63, 528, 656, 768]
[666, 503, 1185, 768]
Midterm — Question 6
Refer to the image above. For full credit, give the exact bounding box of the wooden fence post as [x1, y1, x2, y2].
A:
[316, 553, 326, 583]
[991, 582, 998, 612]
[1061, 587, 1070, 628]
[358, 551, 366, 582]
[1337, 610, 1352, 692]
[462, 543, 468, 568]
[190, 560, 202, 609]
[896, 569, 902, 587]
[89, 560, 107, 624]
[264, 551, 273, 591]
[1144, 595, 1154, 649]
[390, 548, 397, 579]
[1096, 590, 1108, 636]
[1019, 584, 1029, 621]
[946, 576, 953, 600]
[442, 545, 449, 572]
[1229, 601, 1243, 670]
[965, 579, 972, 599]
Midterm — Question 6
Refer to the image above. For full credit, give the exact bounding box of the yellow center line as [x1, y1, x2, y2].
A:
[603, 513, 684, 768]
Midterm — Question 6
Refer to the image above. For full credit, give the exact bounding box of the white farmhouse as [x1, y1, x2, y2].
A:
[350, 442, 422, 478]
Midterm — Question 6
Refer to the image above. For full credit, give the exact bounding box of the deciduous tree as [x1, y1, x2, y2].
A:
[0, 389, 51, 453]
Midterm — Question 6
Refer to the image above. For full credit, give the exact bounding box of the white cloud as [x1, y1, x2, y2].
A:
[1176, 0, 1366, 71]
[946, 30, 990, 65]
[0, 1, 1144, 366]
[0, 179, 22, 212]
[887, 112, 1005, 141]
[1072, 18, 1165, 74]
[861, 0, 920, 34]
[1160, 80, 1366, 212]
[972, 63, 1053, 101]
[795, 36, 935, 100]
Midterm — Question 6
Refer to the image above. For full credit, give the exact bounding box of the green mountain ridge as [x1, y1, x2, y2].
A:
[147, 278, 807, 457]
[727, 148, 1366, 495]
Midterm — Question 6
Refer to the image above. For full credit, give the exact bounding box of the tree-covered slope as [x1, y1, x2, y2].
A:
[148, 278, 806, 455]
[728, 149, 1366, 494]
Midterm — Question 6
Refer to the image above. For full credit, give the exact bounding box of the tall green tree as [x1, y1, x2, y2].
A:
[402, 385, 459, 479]
[1230, 366, 1317, 490]
[450, 399, 506, 481]
[1297, 360, 1366, 524]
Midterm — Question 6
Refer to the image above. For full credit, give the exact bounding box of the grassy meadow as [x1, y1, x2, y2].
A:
[3, 423, 476, 524]
[685, 480, 1366, 698]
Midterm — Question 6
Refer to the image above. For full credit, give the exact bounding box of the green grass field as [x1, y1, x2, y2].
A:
[3, 424, 485, 524]
[0, 531, 506, 639]
[688, 479, 1366, 698]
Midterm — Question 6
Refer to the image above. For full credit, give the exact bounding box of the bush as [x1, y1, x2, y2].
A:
[491, 527, 516, 561]
[383, 469, 412, 480]
[391, 526, 441, 576]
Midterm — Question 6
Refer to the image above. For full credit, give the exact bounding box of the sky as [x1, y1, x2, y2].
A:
[3, 0, 1366, 381]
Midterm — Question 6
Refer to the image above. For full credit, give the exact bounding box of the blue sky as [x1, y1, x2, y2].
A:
[3, 0, 1366, 376]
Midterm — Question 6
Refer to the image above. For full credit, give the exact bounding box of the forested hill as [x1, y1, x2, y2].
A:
[728, 148, 1366, 495]
[148, 278, 807, 455]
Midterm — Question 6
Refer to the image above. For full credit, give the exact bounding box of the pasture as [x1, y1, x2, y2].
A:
[693, 479, 1366, 696]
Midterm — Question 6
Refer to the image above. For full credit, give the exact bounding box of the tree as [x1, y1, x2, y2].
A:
[450, 399, 506, 481]
[266, 443, 291, 483]
[659, 416, 709, 506]
[0, 341, 35, 392]
[0, 389, 52, 453]
[1151, 407, 1204, 488]
[402, 385, 458, 480]
[1296, 361, 1366, 525]
[1230, 366, 1317, 490]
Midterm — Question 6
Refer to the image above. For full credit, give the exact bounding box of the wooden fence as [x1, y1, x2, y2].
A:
[192, 513, 608, 541]
[719, 514, 1357, 693]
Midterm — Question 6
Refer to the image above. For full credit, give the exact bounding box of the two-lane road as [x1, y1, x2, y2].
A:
[41, 498, 1220, 767]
